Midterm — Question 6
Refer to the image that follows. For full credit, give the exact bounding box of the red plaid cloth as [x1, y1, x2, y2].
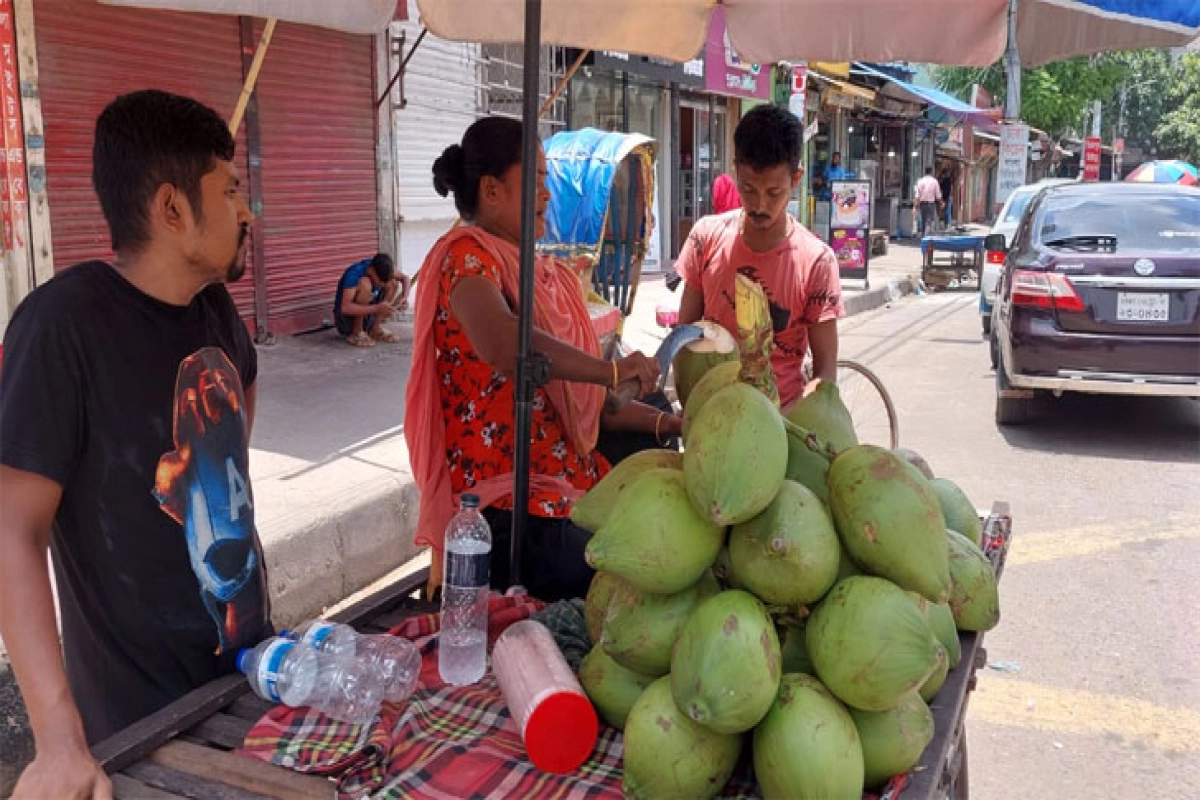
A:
[236, 594, 908, 799]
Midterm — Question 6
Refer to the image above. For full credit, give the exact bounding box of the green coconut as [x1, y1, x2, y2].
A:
[585, 467, 724, 595]
[946, 529, 1001, 632]
[683, 360, 742, 425]
[728, 481, 840, 606]
[920, 645, 950, 702]
[849, 692, 935, 790]
[827, 445, 951, 602]
[909, 592, 962, 669]
[570, 448, 683, 533]
[683, 383, 788, 526]
[753, 674, 865, 800]
[601, 572, 720, 677]
[583, 572, 624, 646]
[806, 576, 941, 711]
[784, 422, 833, 504]
[835, 543, 864, 582]
[894, 447, 935, 480]
[779, 620, 815, 676]
[931, 478, 983, 548]
[622, 676, 742, 800]
[672, 321, 738, 408]
[578, 645, 655, 730]
[783, 380, 858, 454]
[671, 590, 781, 734]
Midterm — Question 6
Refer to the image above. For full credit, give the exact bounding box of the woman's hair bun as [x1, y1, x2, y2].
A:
[432, 143, 467, 198]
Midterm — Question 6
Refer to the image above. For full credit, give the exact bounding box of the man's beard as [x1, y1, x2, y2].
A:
[226, 225, 249, 282]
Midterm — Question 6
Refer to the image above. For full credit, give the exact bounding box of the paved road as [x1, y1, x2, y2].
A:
[841, 290, 1200, 800]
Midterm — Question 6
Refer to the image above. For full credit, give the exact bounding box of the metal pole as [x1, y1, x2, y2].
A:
[1003, 0, 1021, 120]
[510, 0, 542, 589]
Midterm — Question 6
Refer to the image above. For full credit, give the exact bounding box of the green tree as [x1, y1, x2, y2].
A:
[934, 57, 1125, 138]
[1155, 53, 1200, 164]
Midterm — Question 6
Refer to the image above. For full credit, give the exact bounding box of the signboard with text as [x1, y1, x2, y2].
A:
[995, 122, 1030, 206]
[1083, 136, 1102, 181]
[704, 6, 770, 99]
[830, 180, 871, 284]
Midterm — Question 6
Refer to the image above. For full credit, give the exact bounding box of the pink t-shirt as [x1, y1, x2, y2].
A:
[675, 211, 844, 408]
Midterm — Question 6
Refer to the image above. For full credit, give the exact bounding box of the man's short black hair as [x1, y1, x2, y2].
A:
[925, 166, 935, 175]
[370, 252, 395, 282]
[93, 90, 236, 252]
[734, 105, 802, 172]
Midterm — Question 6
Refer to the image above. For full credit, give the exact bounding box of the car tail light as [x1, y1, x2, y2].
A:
[1010, 270, 1086, 313]
[986, 250, 1006, 265]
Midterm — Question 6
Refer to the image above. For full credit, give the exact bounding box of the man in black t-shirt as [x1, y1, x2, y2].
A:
[0, 90, 271, 799]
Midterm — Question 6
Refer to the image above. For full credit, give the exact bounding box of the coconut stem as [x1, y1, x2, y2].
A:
[781, 418, 837, 461]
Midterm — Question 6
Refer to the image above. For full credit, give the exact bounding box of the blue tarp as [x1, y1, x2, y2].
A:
[1072, 1, 1200, 29]
[540, 128, 655, 253]
[855, 63, 1000, 128]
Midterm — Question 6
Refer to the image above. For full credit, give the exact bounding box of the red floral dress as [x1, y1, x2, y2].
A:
[435, 238, 610, 517]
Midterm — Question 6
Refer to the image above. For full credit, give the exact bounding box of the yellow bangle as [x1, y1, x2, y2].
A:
[654, 412, 665, 444]
[611, 360, 619, 390]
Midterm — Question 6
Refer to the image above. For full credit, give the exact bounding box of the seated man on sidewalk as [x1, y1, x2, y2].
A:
[333, 252, 411, 347]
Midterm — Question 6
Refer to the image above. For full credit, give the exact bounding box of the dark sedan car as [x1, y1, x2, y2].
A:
[990, 182, 1200, 425]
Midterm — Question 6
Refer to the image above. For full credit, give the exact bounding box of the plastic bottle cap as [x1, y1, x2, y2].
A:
[460, 493, 480, 508]
[522, 690, 598, 774]
[278, 629, 292, 639]
[236, 648, 249, 673]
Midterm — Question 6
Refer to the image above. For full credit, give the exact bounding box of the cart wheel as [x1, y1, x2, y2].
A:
[835, 360, 899, 448]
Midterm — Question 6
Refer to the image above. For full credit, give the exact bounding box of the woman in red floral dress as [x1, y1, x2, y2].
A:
[405, 118, 682, 601]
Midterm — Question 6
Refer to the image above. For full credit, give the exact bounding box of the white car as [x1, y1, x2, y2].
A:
[980, 179, 1074, 334]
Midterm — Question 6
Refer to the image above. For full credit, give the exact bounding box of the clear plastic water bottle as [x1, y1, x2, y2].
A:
[439, 493, 492, 686]
[285, 621, 421, 704]
[238, 636, 385, 724]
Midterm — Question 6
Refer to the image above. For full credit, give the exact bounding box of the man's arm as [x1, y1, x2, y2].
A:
[677, 283, 706, 326]
[807, 319, 839, 392]
[340, 278, 392, 318]
[0, 466, 111, 799]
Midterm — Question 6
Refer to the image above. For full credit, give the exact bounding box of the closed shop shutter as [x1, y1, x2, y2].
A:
[392, 7, 480, 223]
[251, 20, 378, 334]
[32, 0, 258, 318]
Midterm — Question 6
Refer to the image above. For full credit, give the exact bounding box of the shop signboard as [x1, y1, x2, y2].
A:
[591, 50, 705, 87]
[704, 6, 770, 100]
[995, 121, 1030, 205]
[830, 180, 871, 284]
[1082, 136, 1102, 181]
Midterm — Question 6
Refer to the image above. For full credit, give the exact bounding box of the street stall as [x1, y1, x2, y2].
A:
[65, 1, 1199, 799]
[921, 231, 987, 290]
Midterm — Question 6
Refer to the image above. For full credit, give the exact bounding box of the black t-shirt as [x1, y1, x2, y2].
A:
[0, 261, 272, 744]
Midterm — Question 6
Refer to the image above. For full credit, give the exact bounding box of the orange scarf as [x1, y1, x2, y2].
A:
[404, 225, 605, 567]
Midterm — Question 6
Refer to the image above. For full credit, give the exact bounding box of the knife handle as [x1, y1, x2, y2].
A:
[604, 379, 641, 413]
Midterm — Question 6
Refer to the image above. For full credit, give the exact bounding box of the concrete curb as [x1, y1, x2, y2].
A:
[844, 276, 917, 317]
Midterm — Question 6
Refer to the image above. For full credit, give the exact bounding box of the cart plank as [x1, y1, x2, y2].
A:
[328, 565, 431, 626]
[110, 772, 187, 800]
[147, 740, 333, 800]
[124, 760, 271, 800]
[187, 713, 255, 750]
[94, 674, 248, 774]
[226, 693, 276, 723]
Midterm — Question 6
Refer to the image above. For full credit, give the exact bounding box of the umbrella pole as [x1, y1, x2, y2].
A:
[510, 0, 544, 589]
[229, 17, 277, 136]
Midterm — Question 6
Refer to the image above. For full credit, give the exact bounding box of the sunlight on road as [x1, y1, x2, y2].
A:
[1008, 517, 1198, 567]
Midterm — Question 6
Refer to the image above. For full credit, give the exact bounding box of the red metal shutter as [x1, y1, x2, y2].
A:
[32, 0, 257, 318]
[251, 21, 379, 334]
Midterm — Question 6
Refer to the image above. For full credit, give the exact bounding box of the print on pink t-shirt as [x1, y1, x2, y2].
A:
[675, 211, 844, 408]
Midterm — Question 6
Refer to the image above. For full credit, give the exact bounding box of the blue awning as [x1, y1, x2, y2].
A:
[854, 63, 1002, 128]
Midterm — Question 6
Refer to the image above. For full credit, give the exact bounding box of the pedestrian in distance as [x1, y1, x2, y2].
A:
[333, 251, 411, 348]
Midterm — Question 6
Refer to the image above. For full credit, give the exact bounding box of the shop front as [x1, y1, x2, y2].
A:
[26, 0, 387, 337]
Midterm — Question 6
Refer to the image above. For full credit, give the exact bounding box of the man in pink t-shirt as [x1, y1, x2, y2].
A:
[676, 105, 844, 410]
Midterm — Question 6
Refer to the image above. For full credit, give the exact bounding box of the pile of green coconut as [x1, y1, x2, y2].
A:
[571, 336, 1001, 800]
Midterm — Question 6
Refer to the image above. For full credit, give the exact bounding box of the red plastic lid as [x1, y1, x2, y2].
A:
[523, 690, 598, 774]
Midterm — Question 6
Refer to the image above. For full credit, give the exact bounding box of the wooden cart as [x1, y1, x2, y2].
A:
[93, 503, 1012, 800]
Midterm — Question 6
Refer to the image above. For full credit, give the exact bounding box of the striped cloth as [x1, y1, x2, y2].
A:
[236, 593, 908, 799]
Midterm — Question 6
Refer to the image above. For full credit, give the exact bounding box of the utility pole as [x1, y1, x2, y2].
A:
[1003, 0, 1021, 119]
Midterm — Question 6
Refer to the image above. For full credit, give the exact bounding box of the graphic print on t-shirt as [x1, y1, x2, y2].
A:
[153, 347, 267, 654]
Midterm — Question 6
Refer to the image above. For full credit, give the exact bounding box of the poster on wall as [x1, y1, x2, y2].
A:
[830, 180, 871, 285]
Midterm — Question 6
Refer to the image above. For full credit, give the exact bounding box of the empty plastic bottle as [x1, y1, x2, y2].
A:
[286, 620, 421, 704]
[439, 493, 492, 686]
[238, 636, 385, 724]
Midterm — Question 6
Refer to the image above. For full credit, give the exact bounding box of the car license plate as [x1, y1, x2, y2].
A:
[1116, 292, 1170, 322]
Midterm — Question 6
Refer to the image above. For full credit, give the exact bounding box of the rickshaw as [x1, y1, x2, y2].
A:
[538, 128, 657, 355]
